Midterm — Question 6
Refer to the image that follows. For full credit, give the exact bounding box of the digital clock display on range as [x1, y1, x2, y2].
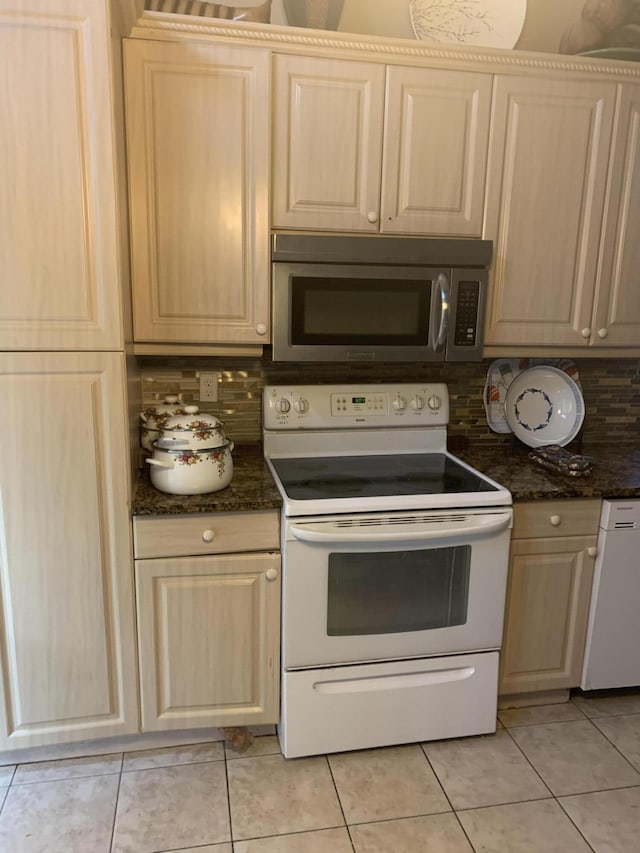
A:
[352, 396, 366, 404]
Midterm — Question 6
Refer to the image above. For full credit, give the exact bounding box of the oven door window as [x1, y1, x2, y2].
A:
[327, 546, 471, 636]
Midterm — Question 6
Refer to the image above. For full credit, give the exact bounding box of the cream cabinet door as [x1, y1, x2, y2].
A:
[272, 54, 386, 231]
[592, 84, 640, 348]
[484, 75, 616, 348]
[0, 0, 123, 351]
[125, 39, 270, 345]
[136, 552, 280, 731]
[499, 536, 597, 696]
[0, 352, 138, 749]
[381, 67, 491, 235]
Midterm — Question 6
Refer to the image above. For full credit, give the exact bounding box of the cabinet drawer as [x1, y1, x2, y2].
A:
[512, 500, 600, 540]
[133, 510, 280, 559]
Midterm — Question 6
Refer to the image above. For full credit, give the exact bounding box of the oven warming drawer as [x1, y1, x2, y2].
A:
[279, 651, 499, 758]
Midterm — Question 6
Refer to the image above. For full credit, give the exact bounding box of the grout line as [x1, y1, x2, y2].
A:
[418, 738, 469, 847]
[11, 770, 123, 786]
[554, 797, 598, 852]
[107, 755, 124, 853]
[223, 740, 234, 847]
[121, 757, 225, 774]
[587, 714, 640, 777]
[502, 724, 557, 797]
[324, 754, 355, 852]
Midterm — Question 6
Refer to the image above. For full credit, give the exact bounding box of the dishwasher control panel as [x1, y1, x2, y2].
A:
[600, 499, 640, 530]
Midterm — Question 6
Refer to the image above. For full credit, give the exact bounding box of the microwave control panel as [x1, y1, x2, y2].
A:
[454, 281, 480, 347]
[263, 384, 450, 430]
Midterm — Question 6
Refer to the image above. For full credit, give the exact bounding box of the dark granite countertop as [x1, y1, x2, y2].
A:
[132, 445, 282, 516]
[454, 440, 640, 502]
[133, 440, 640, 517]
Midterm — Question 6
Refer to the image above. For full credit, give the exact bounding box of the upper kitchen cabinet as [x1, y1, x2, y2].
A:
[124, 38, 270, 348]
[483, 75, 617, 349]
[0, 0, 124, 351]
[272, 54, 492, 236]
[590, 83, 640, 348]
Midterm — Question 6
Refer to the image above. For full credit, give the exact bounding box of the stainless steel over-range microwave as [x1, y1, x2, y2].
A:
[271, 233, 492, 363]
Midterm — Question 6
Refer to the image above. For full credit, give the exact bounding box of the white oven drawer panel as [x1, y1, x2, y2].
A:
[282, 511, 512, 669]
[279, 652, 499, 758]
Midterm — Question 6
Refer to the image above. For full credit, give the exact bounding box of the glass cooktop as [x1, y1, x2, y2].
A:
[270, 453, 498, 501]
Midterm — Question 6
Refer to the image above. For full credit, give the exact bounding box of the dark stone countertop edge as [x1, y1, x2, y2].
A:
[454, 441, 640, 503]
[132, 445, 282, 516]
[132, 441, 640, 517]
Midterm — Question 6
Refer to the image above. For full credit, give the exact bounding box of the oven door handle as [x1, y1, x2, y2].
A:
[289, 513, 511, 544]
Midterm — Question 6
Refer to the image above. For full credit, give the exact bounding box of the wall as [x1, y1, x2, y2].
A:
[139, 355, 640, 449]
[333, 0, 586, 53]
[149, 1, 597, 54]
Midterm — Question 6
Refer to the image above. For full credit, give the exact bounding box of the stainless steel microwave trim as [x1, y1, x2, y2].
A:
[271, 233, 493, 267]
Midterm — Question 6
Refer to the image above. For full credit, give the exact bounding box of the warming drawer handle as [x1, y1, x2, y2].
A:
[290, 513, 511, 544]
[313, 666, 476, 695]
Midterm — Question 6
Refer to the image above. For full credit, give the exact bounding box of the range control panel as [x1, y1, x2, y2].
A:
[263, 384, 450, 430]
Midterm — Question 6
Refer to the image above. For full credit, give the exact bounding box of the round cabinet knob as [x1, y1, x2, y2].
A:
[294, 398, 309, 414]
[549, 514, 562, 527]
[265, 568, 279, 581]
[581, 328, 592, 338]
[427, 395, 442, 411]
[256, 323, 267, 336]
[392, 394, 407, 412]
[367, 211, 379, 223]
[587, 546, 598, 557]
[410, 395, 425, 412]
[275, 398, 291, 414]
[598, 328, 608, 339]
[202, 529, 216, 543]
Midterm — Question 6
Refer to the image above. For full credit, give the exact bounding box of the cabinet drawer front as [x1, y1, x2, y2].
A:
[512, 500, 600, 540]
[133, 510, 280, 558]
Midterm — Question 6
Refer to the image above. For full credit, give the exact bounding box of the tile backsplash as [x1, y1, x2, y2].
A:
[139, 354, 640, 448]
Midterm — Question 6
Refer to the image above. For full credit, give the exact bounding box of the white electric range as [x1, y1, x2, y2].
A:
[263, 383, 512, 758]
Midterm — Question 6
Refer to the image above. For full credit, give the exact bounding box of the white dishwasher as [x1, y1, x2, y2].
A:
[581, 499, 640, 691]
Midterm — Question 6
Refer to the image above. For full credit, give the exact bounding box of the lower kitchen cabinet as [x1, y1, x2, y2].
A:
[0, 352, 138, 749]
[133, 512, 281, 731]
[499, 500, 600, 698]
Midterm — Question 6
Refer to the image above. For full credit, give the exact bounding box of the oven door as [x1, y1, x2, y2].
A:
[282, 507, 512, 669]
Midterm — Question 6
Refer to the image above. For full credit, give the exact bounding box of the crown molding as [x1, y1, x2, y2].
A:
[130, 12, 640, 79]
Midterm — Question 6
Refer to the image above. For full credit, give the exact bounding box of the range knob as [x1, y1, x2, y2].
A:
[274, 398, 291, 414]
[410, 395, 425, 412]
[294, 397, 309, 414]
[392, 394, 407, 412]
[427, 395, 442, 411]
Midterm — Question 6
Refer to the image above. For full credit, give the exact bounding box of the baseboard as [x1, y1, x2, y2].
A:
[498, 689, 570, 709]
[0, 724, 276, 766]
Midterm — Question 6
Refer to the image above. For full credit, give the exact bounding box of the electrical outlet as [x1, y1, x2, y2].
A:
[199, 372, 219, 402]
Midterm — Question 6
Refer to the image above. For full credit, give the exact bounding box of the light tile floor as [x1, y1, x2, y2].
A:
[1, 692, 640, 852]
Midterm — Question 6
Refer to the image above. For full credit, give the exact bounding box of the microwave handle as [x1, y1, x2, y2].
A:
[433, 273, 450, 351]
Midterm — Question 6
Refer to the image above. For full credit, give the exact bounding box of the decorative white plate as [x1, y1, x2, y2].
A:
[504, 366, 585, 448]
[410, 0, 527, 49]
